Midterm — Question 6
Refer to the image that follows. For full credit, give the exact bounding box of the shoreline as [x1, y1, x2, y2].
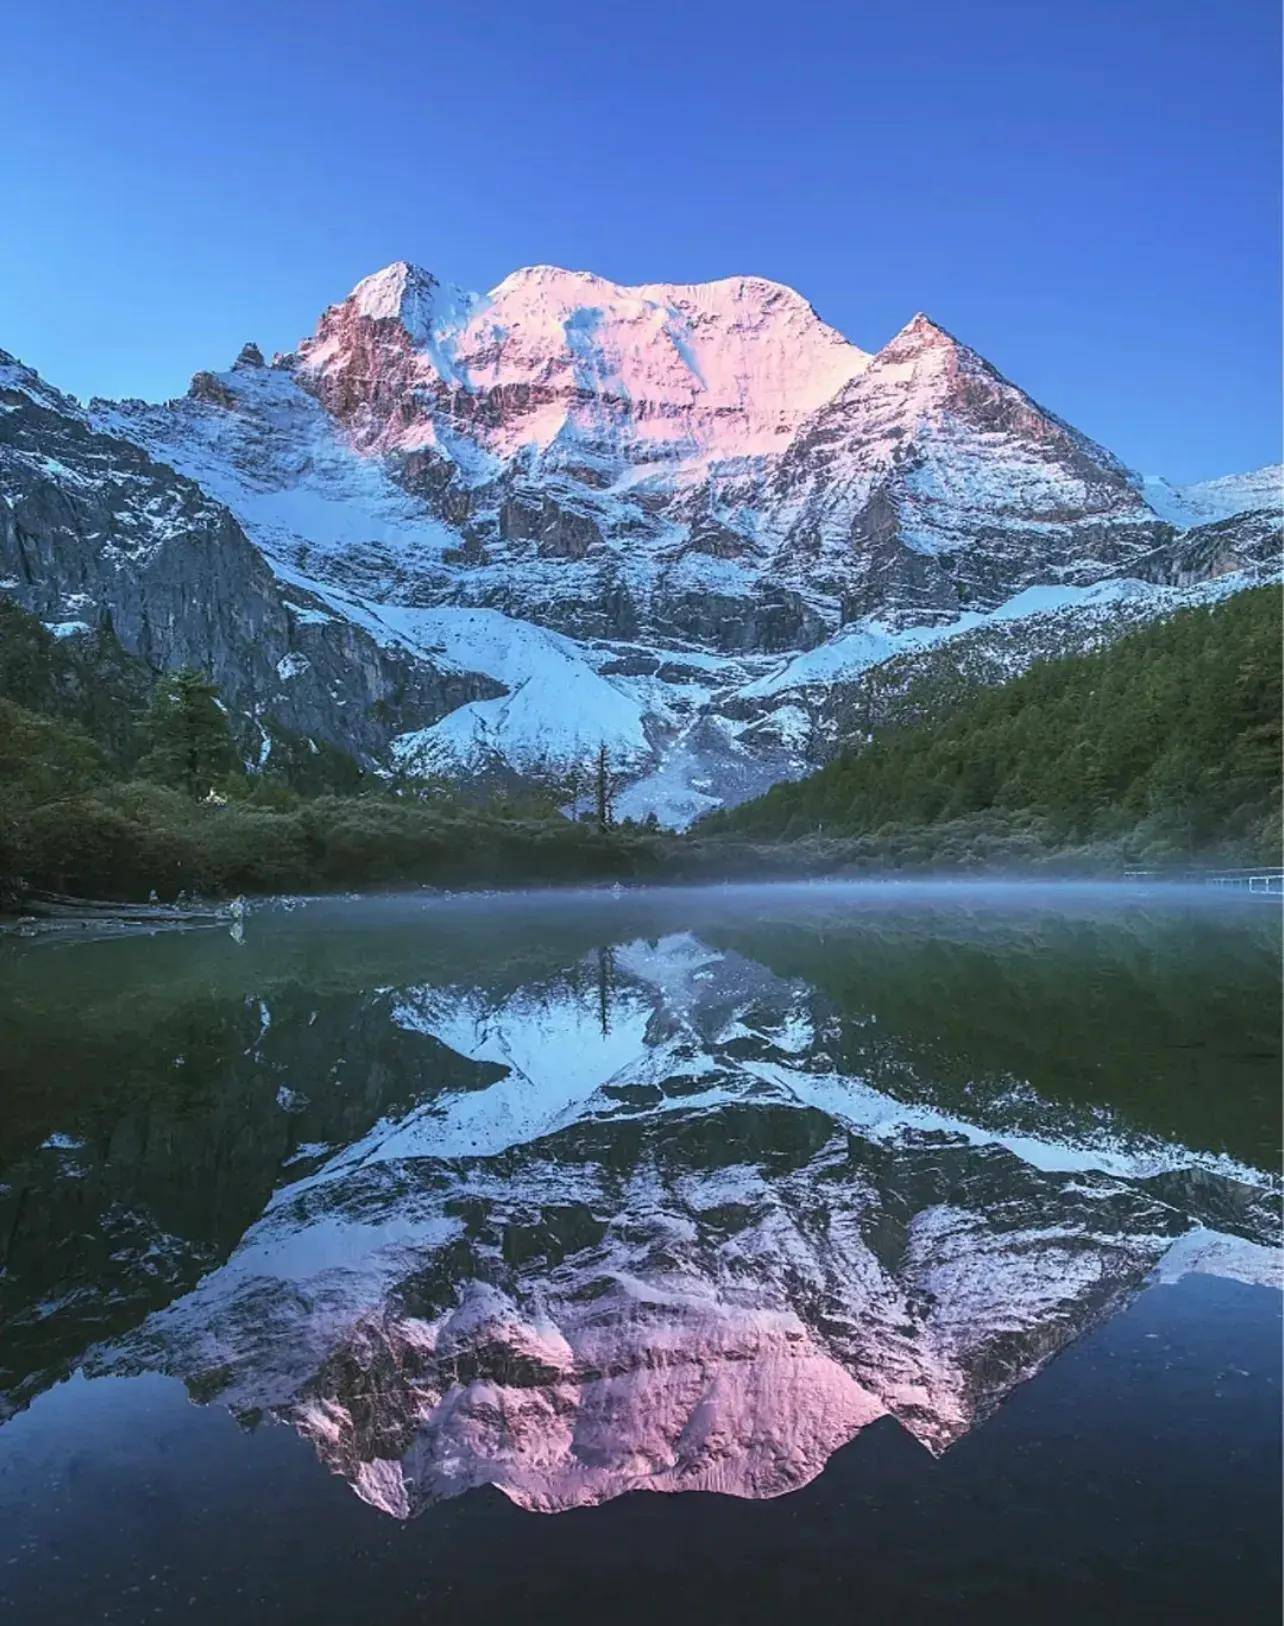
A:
[4, 869, 1279, 940]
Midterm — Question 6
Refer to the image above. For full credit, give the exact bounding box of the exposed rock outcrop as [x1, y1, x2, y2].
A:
[0, 352, 498, 764]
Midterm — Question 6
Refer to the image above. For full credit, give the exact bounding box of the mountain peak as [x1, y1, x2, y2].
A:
[883, 311, 966, 355]
[345, 260, 444, 339]
[0, 350, 85, 419]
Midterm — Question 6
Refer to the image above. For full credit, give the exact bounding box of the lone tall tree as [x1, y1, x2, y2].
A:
[594, 742, 615, 828]
[140, 670, 238, 799]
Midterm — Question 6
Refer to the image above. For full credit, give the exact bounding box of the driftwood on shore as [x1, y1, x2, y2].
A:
[2, 890, 234, 938]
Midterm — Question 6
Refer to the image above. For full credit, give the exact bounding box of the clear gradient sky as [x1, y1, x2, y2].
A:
[1, 0, 1278, 481]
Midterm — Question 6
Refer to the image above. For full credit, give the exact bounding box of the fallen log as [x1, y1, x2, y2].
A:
[3, 889, 232, 935]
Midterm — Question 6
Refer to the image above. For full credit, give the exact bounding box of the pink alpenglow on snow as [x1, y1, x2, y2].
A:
[296, 261, 870, 472]
[71, 256, 1282, 826]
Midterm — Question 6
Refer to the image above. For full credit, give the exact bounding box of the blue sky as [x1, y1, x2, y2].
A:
[2, 0, 1278, 481]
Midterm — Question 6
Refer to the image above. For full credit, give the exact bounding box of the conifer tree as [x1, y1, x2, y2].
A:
[139, 670, 239, 799]
[594, 742, 615, 828]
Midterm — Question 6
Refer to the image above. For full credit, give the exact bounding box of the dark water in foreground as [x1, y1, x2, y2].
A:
[1, 882, 1280, 1623]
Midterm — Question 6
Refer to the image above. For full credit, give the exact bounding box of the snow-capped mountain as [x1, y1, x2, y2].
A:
[98, 263, 1200, 648]
[3, 260, 1279, 820]
[754, 312, 1165, 622]
[299, 261, 870, 476]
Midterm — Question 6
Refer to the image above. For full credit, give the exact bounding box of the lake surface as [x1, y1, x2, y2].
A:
[1, 882, 1280, 1624]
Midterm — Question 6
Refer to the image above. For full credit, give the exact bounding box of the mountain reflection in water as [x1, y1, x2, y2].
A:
[2, 884, 1279, 1518]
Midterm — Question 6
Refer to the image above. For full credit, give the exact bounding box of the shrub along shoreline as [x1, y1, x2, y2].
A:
[1, 777, 677, 904]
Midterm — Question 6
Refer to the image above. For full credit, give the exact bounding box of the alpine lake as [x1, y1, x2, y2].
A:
[1, 882, 1280, 1624]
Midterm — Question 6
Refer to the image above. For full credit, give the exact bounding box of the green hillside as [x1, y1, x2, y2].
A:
[0, 602, 666, 904]
[702, 587, 1282, 867]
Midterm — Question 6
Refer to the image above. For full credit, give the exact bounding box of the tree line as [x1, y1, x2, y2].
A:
[3, 586, 1279, 904]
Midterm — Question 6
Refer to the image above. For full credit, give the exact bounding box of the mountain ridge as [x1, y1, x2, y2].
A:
[2, 258, 1279, 823]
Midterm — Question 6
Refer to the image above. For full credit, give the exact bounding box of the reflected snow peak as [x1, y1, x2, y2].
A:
[2, 888, 1279, 1515]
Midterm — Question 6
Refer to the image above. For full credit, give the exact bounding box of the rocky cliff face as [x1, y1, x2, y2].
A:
[2, 260, 1279, 818]
[1117, 507, 1283, 587]
[0, 353, 497, 765]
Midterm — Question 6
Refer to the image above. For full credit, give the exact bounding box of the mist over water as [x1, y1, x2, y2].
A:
[1, 881, 1280, 1622]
